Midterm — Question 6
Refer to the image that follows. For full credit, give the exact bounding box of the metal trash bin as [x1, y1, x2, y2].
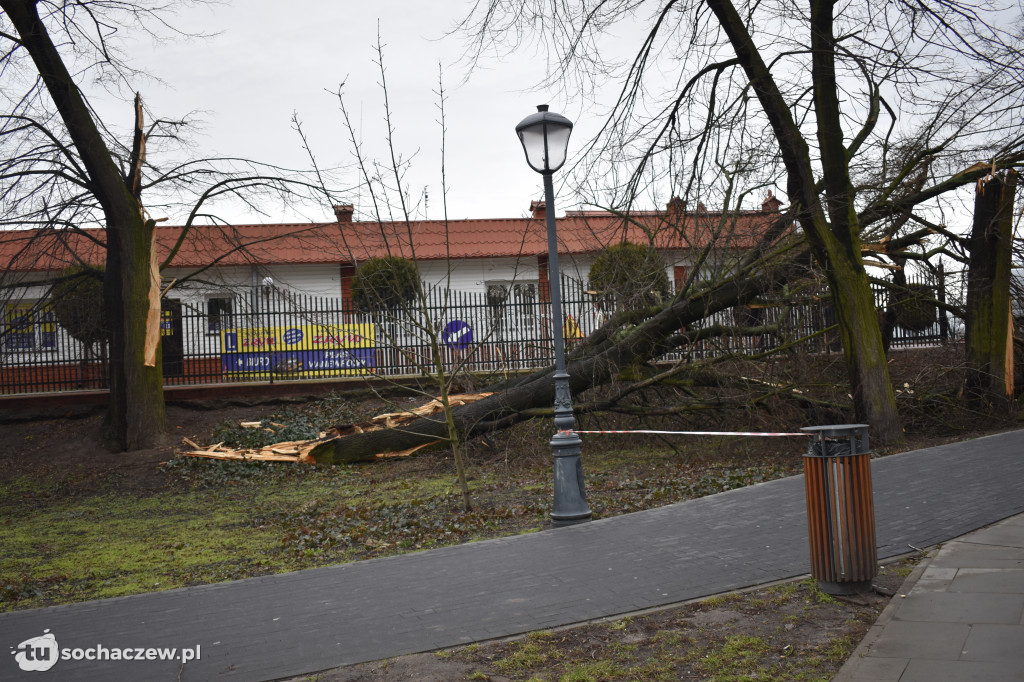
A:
[801, 424, 877, 595]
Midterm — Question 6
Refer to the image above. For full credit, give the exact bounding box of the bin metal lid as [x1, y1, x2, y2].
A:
[801, 424, 869, 438]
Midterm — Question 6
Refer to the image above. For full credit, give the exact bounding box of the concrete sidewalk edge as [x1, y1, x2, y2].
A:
[833, 551, 934, 681]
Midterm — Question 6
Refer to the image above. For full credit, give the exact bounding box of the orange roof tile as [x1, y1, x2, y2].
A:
[0, 207, 783, 273]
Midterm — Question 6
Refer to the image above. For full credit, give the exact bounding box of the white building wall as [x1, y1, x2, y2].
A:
[161, 249, 695, 306]
[416, 257, 540, 293]
[2, 249, 698, 369]
[260, 264, 340, 299]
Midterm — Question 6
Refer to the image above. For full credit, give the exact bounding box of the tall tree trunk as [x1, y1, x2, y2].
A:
[965, 170, 1018, 410]
[105, 211, 167, 450]
[808, 0, 901, 443]
[827, 253, 902, 439]
[3, 0, 166, 450]
[704, 0, 902, 443]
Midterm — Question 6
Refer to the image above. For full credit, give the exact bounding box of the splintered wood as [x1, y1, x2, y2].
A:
[180, 393, 492, 463]
[181, 437, 322, 463]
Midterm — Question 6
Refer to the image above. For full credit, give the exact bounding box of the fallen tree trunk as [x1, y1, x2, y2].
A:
[182, 394, 493, 463]
[310, 255, 804, 464]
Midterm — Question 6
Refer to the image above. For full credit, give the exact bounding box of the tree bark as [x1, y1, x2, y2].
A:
[2, 0, 166, 450]
[965, 170, 1018, 410]
[703, 0, 902, 443]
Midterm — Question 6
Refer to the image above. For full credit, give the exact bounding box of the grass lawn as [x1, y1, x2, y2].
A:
[1, 415, 799, 611]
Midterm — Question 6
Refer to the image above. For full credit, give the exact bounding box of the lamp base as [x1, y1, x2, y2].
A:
[550, 512, 592, 528]
[550, 430, 591, 527]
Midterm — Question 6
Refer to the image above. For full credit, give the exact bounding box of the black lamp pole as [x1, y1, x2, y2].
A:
[516, 105, 592, 527]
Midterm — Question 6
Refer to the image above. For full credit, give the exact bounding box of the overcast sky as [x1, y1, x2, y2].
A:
[77, 0, 993, 235]
[101, 0, 618, 224]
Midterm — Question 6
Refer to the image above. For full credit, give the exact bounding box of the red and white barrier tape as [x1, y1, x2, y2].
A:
[560, 429, 810, 437]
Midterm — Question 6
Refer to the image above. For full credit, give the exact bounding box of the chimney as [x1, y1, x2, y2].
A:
[666, 196, 686, 217]
[696, 201, 707, 213]
[334, 204, 354, 223]
[761, 191, 782, 213]
[530, 200, 546, 220]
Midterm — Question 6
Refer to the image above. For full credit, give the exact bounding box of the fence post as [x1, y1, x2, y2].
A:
[937, 261, 950, 342]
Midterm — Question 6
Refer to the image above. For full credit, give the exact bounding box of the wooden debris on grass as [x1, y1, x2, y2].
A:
[329, 393, 487, 433]
[180, 393, 492, 464]
[181, 440, 319, 463]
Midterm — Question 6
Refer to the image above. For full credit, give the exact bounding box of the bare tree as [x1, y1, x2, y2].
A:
[0, 1, 335, 450]
[313, 49, 485, 510]
[455, 0, 1024, 442]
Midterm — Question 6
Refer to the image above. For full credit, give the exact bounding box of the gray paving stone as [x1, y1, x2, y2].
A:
[864, 620, 971, 660]
[930, 545, 1024, 569]
[961, 623, 1024, 662]
[962, 523, 1024, 547]
[949, 569, 1024, 594]
[833, 655, 909, 681]
[893, 592, 1024, 624]
[920, 566, 959, 581]
[899, 658, 1024, 681]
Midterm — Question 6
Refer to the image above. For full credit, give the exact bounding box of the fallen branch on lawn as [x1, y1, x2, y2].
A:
[179, 393, 492, 463]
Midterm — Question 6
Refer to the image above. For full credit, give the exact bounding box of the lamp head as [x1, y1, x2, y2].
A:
[515, 104, 573, 174]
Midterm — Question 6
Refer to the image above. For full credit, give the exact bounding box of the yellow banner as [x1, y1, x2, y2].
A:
[221, 324, 375, 377]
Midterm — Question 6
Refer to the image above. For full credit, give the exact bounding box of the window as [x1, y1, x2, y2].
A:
[486, 281, 538, 340]
[206, 297, 234, 335]
[4, 303, 56, 351]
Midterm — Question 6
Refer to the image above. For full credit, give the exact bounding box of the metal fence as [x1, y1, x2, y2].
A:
[0, 274, 959, 396]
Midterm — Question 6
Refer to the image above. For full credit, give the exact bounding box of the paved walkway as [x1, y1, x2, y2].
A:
[836, 512, 1024, 681]
[2, 429, 1023, 681]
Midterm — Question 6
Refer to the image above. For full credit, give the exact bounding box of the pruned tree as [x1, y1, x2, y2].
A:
[0, 1, 335, 450]
[49, 264, 109, 386]
[891, 283, 938, 334]
[454, 0, 1024, 443]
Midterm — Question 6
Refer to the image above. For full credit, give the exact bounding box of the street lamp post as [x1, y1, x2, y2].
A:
[515, 105, 592, 527]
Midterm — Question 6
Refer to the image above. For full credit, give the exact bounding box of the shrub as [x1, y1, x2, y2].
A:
[351, 257, 420, 312]
[891, 282, 937, 332]
[49, 265, 109, 345]
[588, 242, 669, 310]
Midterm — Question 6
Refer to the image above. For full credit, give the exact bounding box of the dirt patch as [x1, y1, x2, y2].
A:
[0, 403, 288, 499]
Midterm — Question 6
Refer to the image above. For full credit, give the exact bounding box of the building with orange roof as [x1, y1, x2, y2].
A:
[1, 195, 785, 361]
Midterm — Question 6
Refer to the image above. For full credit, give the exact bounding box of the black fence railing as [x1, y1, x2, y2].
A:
[1, 273, 960, 396]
